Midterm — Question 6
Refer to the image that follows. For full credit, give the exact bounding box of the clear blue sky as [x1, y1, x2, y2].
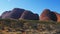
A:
[0, 0, 60, 15]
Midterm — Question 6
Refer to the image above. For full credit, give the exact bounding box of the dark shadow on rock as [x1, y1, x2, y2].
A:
[20, 10, 39, 20]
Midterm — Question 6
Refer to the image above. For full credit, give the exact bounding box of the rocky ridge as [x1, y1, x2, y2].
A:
[1, 8, 60, 22]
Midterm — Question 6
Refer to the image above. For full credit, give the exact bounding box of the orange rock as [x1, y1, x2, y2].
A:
[40, 9, 57, 22]
[54, 12, 60, 22]
[40, 9, 52, 21]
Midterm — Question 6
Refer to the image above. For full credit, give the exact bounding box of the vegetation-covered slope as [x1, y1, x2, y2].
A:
[0, 19, 60, 34]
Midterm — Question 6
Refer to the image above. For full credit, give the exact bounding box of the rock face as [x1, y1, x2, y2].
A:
[40, 9, 57, 21]
[1, 8, 39, 20]
[1, 8, 25, 19]
[33, 14, 39, 20]
[49, 12, 57, 21]
[9, 8, 25, 19]
[20, 10, 39, 20]
[1, 11, 11, 19]
[40, 9, 51, 21]
[2, 8, 60, 22]
[54, 12, 60, 22]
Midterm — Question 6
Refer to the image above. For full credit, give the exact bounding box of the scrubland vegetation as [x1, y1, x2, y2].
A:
[0, 19, 60, 34]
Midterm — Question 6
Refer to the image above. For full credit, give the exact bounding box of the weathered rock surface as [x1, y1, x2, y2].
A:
[40, 9, 57, 21]
[1, 11, 11, 19]
[9, 8, 25, 19]
[49, 12, 57, 21]
[1, 8, 39, 20]
[20, 10, 39, 20]
[2, 8, 60, 22]
[54, 12, 60, 22]
[1, 8, 25, 19]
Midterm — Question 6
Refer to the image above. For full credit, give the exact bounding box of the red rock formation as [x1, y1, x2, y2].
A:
[9, 8, 25, 19]
[54, 12, 60, 22]
[40, 9, 51, 21]
[1, 8, 25, 19]
[40, 9, 57, 21]
[33, 14, 39, 20]
[1, 8, 39, 20]
[20, 10, 39, 20]
[1, 11, 11, 19]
